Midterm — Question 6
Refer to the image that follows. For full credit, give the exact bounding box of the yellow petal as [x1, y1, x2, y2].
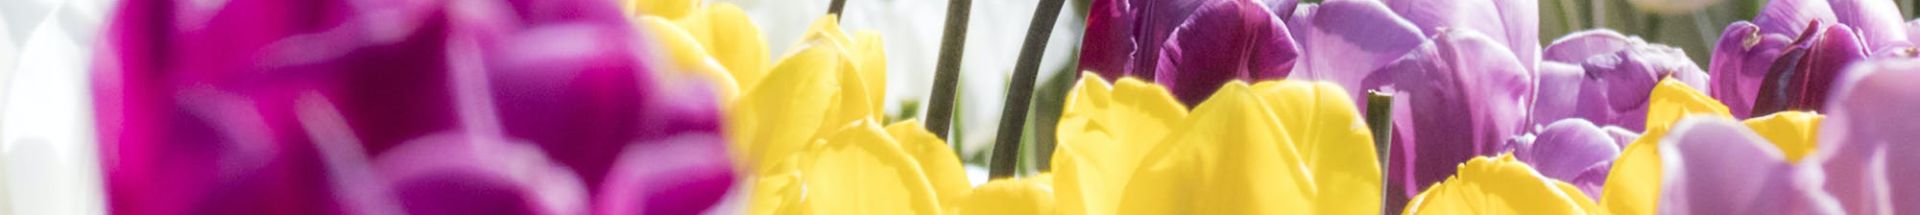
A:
[955, 174, 1057, 215]
[886, 120, 970, 206]
[1603, 78, 1732, 215]
[1052, 73, 1186, 215]
[729, 41, 848, 173]
[849, 31, 889, 121]
[1403, 155, 1600, 215]
[1250, 81, 1381, 215]
[797, 120, 946, 214]
[1741, 111, 1822, 163]
[1117, 82, 1311, 214]
[674, 3, 770, 90]
[632, 0, 698, 19]
[638, 16, 740, 100]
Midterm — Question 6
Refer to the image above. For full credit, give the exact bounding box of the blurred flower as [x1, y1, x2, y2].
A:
[1053, 74, 1378, 214]
[1535, 29, 1710, 131]
[1401, 154, 1605, 215]
[631, 0, 772, 100]
[91, 0, 734, 214]
[1287, 1, 1534, 210]
[1706, 0, 1900, 118]
[1811, 58, 1920, 215]
[1081, 0, 1300, 105]
[1625, 0, 1723, 15]
[1656, 117, 1841, 215]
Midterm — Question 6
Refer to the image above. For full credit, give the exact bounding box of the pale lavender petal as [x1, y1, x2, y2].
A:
[1543, 30, 1635, 63]
[1907, 19, 1920, 45]
[1264, 0, 1298, 21]
[1288, 0, 1425, 107]
[1827, 0, 1910, 51]
[1515, 118, 1621, 199]
[1154, 0, 1297, 105]
[1754, 0, 1839, 36]
[1535, 29, 1707, 130]
[1659, 117, 1842, 215]
[1381, 0, 1538, 69]
[1816, 58, 1920, 215]
[1530, 61, 1610, 129]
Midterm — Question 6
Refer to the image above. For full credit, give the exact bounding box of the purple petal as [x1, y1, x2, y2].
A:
[1381, 0, 1538, 70]
[1515, 118, 1621, 199]
[1080, 0, 1137, 79]
[1658, 117, 1841, 215]
[1382, 29, 1534, 212]
[1535, 29, 1709, 130]
[1750, 23, 1869, 116]
[1827, 0, 1910, 51]
[375, 134, 588, 215]
[1708, 21, 1796, 118]
[1815, 58, 1920, 215]
[1754, 0, 1839, 37]
[1153, 0, 1297, 105]
[1264, 0, 1299, 20]
[1127, 0, 1206, 78]
[1287, 0, 1425, 107]
[594, 134, 736, 215]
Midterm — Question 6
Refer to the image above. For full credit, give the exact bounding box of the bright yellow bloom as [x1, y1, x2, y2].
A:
[1053, 74, 1378, 214]
[955, 174, 1057, 215]
[1741, 111, 1821, 162]
[1602, 78, 1825, 215]
[638, 16, 740, 99]
[1403, 154, 1605, 215]
[631, 0, 771, 101]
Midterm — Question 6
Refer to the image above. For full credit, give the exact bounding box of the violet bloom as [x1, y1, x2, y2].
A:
[1380, 0, 1539, 71]
[1509, 118, 1626, 198]
[1535, 29, 1710, 131]
[1706, 0, 1899, 118]
[1287, 0, 1533, 210]
[91, 0, 733, 214]
[1081, 0, 1300, 105]
[1658, 117, 1842, 215]
[1813, 58, 1920, 214]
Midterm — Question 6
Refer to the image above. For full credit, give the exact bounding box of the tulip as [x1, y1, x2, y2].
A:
[1080, 0, 1299, 105]
[1401, 154, 1604, 215]
[1288, 1, 1534, 210]
[91, 0, 734, 214]
[1811, 58, 1920, 214]
[1601, 78, 1835, 215]
[1508, 118, 1623, 198]
[1380, 0, 1539, 71]
[632, 0, 771, 99]
[1053, 74, 1378, 214]
[1707, 0, 1897, 118]
[953, 174, 1057, 215]
[1535, 29, 1711, 131]
[1601, 78, 1732, 215]
[1656, 117, 1842, 215]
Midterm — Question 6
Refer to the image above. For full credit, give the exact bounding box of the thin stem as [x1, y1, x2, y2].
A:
[925, 0, 974, 140]
[828, 0, 848, 17]
[1366, 91, 1394, 215]
[989, 0, 1067, 179]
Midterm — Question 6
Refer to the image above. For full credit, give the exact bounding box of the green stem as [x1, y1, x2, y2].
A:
[1366, 91, 1394, 215]
[925, 0, 974, 140]
[989, 0, 1067, 179]
[828, 0, 848, 17]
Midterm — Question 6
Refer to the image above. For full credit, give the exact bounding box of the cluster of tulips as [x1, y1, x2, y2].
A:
[84, 0, 1920, 213]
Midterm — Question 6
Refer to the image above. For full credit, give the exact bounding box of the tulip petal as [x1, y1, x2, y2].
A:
[1828, 0, 1911, 51]
[1251, 80, 1381, 215]
[1382, 0, 1538, 69]
[1516, 118, 1621, 198]
[955, 175, 1057, 215]
[1118, 82, 1310, 214]
[1657, 117, 1841, 214]
[1815, 58, 1920, 214]
[674, 3, 771, 90]
[1289, 0, 1426, 104]
[1154, 0, 1297, 105]
[1741, 111, 1822, 162]
[885, 120, 970, 206]
[794, 120, 947, 214]
[375, 134, 589, 215]
[1402, 155, 1603, 215]
[1753, 0, 1838, 37]
[1081, 0, 1139, 79]
[1053, 74, 1185, 215]
[1602, 78, 1732, 215]
[1383, 30, 1533, 210]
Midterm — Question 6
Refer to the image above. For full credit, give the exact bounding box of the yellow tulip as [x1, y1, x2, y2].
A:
[638, 16, 741, 100]
[1054, 74, 1378, 214]
[1740, 111, 1821, 162]
[672, 3, 771, 89]
[1602, 78, 1731, 215]
[1403, 154, 1605, 215]
[632, 0, 697, 19]
[955, 174, 1057, 215]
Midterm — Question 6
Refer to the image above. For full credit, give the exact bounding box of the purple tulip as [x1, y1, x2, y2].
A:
[1708, 0, 1885, 118]
[1381, 0, 1539, 70]
[1658, 117, 1842, 214]
[1287, 0, 1534, 210]
[1535, 29, 1710, 131]
[1081, 0, 1301, 105]
[1510, 118, 1623, 199]
[1813, 58, 1920, 214]
[90, 0, 734, 214]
